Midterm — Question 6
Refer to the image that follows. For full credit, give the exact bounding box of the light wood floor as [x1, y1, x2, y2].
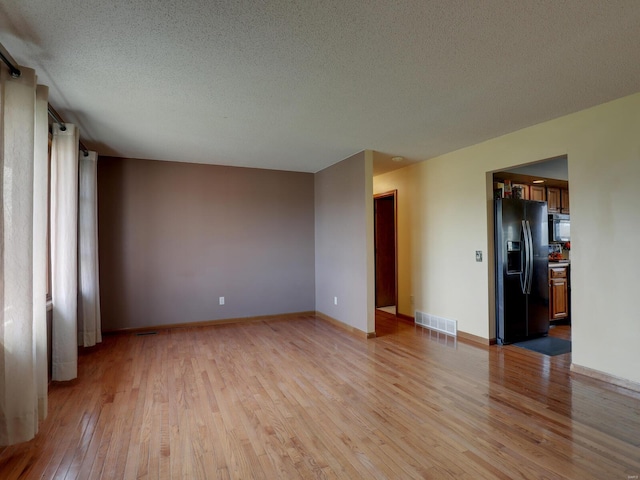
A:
[1, 313, 639, 479]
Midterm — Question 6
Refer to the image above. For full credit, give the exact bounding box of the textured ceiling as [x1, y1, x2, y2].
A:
[1, 1, 639, 174]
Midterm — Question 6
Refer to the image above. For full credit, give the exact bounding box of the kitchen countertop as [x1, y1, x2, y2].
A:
[549, 260, 570, 267]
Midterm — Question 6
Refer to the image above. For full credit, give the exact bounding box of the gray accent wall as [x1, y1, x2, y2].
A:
[314, 151, 374, 333]
[98, 157, 315, 331]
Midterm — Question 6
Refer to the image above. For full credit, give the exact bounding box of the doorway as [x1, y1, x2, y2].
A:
[374, 191, 397, 318]
[490, 156, 572, 345]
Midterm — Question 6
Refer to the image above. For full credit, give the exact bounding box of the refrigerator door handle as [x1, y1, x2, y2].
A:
[520, 220, 528, 294]
[525, 220, 534, 294]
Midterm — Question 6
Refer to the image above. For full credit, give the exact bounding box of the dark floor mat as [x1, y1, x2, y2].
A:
[512, 336, 571, 356]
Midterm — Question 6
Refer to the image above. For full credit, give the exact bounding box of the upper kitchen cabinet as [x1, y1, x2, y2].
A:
[530, 185, 546, 202]
[493, 170, 569, 210]
[561, 189, 570, 213]
[547, 187, 561, 213]
[547, 187, 570, 214]
[513, 184, 530, 200]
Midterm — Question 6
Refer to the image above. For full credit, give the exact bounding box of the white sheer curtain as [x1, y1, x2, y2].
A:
[0, 66, 49, 445]
[34, 85, 50, 420]
[51, 127, 103, 377]
[0, 60, 102, 445]
[78, 151, 102, 347]
[50, 124, 80, 381]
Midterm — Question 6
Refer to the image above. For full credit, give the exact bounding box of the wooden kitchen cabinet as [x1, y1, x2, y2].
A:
[513, 184, 530, 200]
[549, 265, 569, 321]
[530, 185, 546, 202]
[494, 178, 569, 210]
[561, 188, 570, 213]
[546, 187, 561, 213]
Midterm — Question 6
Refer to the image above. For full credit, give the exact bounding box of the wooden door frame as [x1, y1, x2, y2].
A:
[374, 190, 398, 314]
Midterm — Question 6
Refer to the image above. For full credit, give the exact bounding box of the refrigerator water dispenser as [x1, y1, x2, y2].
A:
[506, 241, 521, 274]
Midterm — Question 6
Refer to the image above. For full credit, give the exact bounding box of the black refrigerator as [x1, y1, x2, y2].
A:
[495, 198, 549, 345]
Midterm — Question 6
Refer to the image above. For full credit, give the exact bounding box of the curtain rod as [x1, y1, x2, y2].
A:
[1, 41, 89, 157]
[0, 42, 21, 78]
[47, 105, 89, 157]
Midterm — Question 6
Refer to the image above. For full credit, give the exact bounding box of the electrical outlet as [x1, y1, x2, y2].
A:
[475, 251, 483, 262]
[219, 296, 225, 305]
[334, 296, 338, 305]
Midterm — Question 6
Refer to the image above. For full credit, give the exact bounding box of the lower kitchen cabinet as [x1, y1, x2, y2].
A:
[549, 264, 569, 321]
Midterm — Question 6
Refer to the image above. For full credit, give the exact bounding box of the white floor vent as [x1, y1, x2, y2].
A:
[415, 311, 457, 336]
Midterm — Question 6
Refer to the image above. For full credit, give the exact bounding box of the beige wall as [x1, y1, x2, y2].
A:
[374, 92, 640, 384]
[98, 157, 315, 330]
[315, 151, 375, 333]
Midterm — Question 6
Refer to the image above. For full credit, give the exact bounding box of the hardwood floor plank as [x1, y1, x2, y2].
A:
[1, 314, 639, 479]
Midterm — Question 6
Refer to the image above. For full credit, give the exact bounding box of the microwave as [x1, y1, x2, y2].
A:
[549, 214, 570, 242]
